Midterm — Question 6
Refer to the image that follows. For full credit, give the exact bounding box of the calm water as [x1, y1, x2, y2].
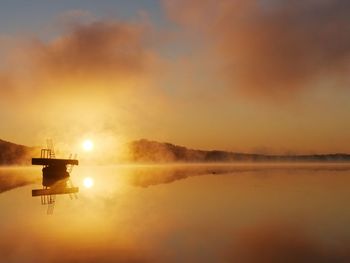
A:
[1, 164, 350, 262]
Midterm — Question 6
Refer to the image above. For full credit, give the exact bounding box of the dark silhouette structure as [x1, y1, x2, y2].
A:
[31, 140, 79, 214]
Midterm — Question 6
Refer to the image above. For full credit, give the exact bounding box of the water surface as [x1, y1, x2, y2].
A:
[1, 163, 350, 262]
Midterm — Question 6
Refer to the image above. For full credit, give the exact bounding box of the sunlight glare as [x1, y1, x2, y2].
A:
[83, 177, 94, 188]
[82, 139, 94, 151]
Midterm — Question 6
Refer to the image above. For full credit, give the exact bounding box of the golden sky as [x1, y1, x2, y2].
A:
[0, 0, 350, 154]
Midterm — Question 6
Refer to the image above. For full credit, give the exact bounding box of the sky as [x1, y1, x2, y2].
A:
[0, 0, 350, 154]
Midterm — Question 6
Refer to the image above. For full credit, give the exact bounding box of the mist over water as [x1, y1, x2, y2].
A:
[1, 164, 350, 262]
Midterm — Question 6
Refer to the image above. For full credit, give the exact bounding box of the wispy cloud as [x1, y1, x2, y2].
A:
[0, 16, 163, 146]
[0, 18, 158, 97]
[163, 0, 350, 99]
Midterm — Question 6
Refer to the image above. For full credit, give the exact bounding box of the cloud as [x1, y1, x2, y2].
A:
[163, 0, 350, 99]
[0, 20, 157, 118]
[0, 16, 164, 146]
[55, 9, 96, 27]
[9, 19, 157, 95]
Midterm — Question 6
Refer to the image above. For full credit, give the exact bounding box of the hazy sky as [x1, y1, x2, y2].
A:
[0, 0, 349, 154]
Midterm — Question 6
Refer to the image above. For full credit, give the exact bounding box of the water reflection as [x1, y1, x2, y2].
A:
[1, 164, 350, 262]
[2, 163, 350, 193]
[0, 167, 40, 194]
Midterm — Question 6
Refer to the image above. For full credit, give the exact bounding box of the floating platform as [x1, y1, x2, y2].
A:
[32, 187, 79, 196]
[32, 158, 79, 166]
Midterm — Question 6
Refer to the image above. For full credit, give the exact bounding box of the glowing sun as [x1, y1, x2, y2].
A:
[83, 177, 94, 188]
[82, 139, 94, 151]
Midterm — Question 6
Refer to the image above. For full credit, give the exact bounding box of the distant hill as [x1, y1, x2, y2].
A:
[128, 139, 350, 163]
[0, 139, 35, 165]
[1, 138, 350, 165]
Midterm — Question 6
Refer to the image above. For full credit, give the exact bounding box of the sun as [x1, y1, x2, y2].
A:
[82, 139, 94, 151]
[83, 177, 94, 188]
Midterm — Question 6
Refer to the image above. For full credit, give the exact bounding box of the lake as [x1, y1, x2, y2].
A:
[1, 163, 350, 262]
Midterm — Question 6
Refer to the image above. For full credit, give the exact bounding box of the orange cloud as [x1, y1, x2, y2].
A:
[4, 19, 157, 97]
[163, 0, 350, 99]
[0, 17, 163, 145]
[35, 23, 148, 80]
